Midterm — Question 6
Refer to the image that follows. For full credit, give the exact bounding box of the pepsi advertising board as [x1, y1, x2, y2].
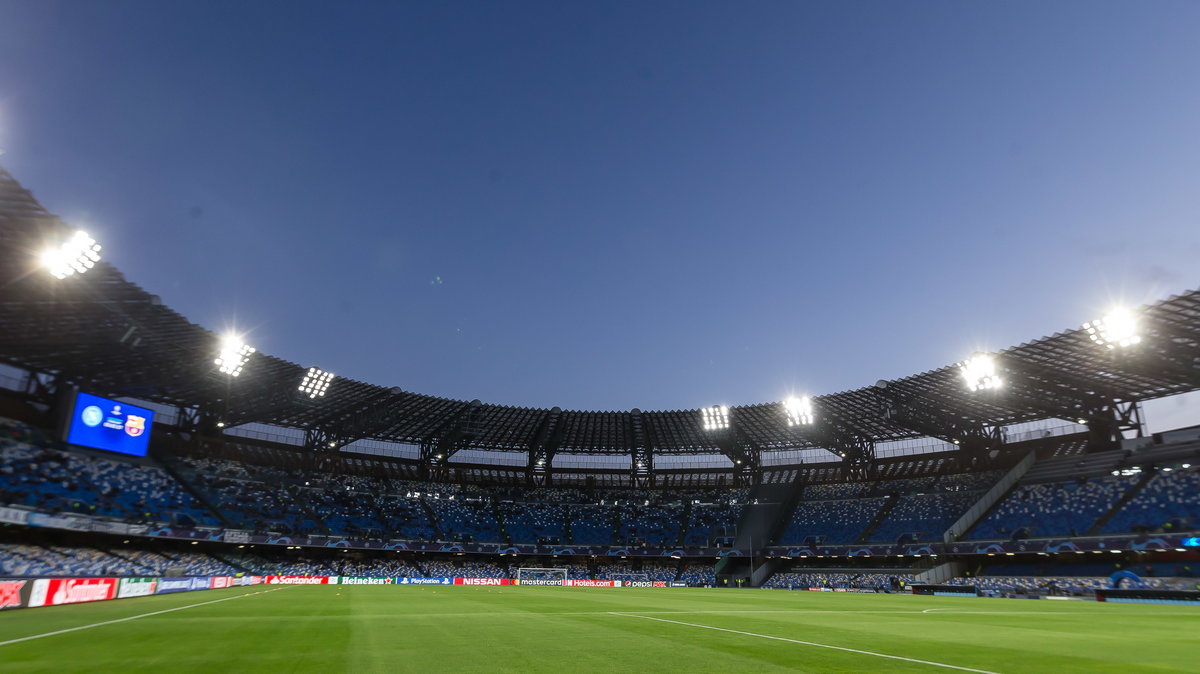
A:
[65, 392, 154, 457]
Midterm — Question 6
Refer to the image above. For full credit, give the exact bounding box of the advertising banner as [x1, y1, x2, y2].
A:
[155, 577, 214, 594]
[563, 579, 615, 587]
[396, 577, 453, 585]
[27, 512, 90, 531]
[265, 576, 331, 585]
[117, 578, 158, 599]
[0, 579, 30, 610]
[210, 576, 233, 589]
[617, 581, 667, 588]
[669, 582, 688, 587]
[514, 579, 563, 586]
[0, 506, 29, 526]
[338, 577, 394, 585]
[91, 520, 136, 536]
[454, 578, 512, 586]
[28, 578, 118, 607]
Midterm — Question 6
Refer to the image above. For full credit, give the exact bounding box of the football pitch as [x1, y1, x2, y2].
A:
[1, 586, 1197, 672]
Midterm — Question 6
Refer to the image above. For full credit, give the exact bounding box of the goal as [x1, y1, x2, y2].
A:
[516, 567, 568, 586]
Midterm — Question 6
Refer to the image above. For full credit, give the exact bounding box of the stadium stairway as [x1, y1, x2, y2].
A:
[494, 501, 512, 545]
[717, 482, 803, 586]
[855, 494, 897, 543]
[947, 451, 1035, 541]
[152, 452, 238, 529]
[675, 500, 693, 548]
[420, 499, 445, 541]
[100, 547, 156, 574]
[563, 507, 576, 545]
[288, 485, 332, 536]
[1085, 470, 1155, 535]
[207, 550, 258, 575]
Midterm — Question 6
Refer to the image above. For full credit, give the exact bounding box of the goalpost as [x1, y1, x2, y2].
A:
[516, 567, 568, 586]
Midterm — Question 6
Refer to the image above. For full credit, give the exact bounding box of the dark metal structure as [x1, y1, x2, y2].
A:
[2, 167, 1198, 485]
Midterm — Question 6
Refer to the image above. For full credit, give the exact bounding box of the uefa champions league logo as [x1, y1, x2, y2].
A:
[81, 405, 103, 427]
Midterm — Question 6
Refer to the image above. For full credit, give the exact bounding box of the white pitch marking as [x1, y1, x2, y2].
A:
[610, 612, 1002, 673]
[0, 588, 286, 647]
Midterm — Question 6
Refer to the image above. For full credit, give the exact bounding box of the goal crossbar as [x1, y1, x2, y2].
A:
[516, 567, 568, 586]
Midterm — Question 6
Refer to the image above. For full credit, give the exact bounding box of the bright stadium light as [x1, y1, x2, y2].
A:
[783, 396, 814, 426]
[214, 335, 255, 377]
[42, 230, 102, 279]
[701, 405, 730, 431]
[959, 353, 1002, 392]
[299, 367, 334, 398]
[1083, 308, 1142, 349]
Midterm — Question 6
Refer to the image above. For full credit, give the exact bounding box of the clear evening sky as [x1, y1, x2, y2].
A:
[0, 1, 1197, 429]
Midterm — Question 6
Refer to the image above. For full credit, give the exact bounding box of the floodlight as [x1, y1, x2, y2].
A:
[299, 367, 334, 398]
[783, 396, 814, 426]
[214, 335, 255, 376]
[1083, 308, 1141, 349]
[701, 405, 730, 431]
[959, 353, 1002, 392]
[42, 230, 101, 279]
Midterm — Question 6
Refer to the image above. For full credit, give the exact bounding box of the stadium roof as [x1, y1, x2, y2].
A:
[1, 166, 1198, 460]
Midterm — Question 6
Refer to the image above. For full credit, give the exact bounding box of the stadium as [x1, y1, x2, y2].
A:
[0, 161, 1198, 670]
[3, 4, 1200, 673]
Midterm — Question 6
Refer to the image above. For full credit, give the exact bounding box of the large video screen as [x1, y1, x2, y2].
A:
[65, 392, 154, 457]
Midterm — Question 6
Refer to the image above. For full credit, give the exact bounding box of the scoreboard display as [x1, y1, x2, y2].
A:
[64, 392, 155, 457]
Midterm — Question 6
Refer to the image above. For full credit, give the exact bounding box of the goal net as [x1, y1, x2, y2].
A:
[516, 568, 568, 586]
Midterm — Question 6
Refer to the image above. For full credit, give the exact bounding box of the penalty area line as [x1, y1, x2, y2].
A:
[0, 587, 287, 647]
[609, 612, 1001, 674]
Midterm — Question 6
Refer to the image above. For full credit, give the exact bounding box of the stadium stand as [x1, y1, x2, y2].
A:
[968, 475, 1141, 540]
[763, 571, 909, 590]
[1101, 466, 1200, 534]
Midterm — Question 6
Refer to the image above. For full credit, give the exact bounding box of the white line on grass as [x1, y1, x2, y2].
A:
[610, 612, 1002, 674]
[0, 588, 286, 647]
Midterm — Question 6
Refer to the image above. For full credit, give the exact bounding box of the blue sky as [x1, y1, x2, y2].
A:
[0, 1, 1197, 428]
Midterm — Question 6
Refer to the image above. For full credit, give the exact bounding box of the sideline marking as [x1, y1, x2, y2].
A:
[0, 588, 286, 647]
[610, 612, 1001, 673]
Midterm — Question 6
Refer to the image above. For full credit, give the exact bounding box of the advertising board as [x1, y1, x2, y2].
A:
[0, 579, 30, 610]
[117, 578, 158, 598]
[28, 578, 118, 607]
[155, 577, 214, 594]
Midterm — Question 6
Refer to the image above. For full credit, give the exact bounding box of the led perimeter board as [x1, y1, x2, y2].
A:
[64, 392, 154, 457]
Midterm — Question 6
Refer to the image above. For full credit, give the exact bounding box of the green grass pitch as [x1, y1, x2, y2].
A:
[1, 585, 1197, 672]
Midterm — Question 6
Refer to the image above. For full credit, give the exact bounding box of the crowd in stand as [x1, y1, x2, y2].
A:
[1, 434, 218, 527]
[2, 414, 1198, 587]
[1101, 466, 1200, 534]
[763, 571, 908, 590]
[869, 492, 979, 543]
[780, 497, 891, 544]
[945, 575, 1198, 596]
[969, 475, 1140, 540]
[0, 543, 241, 577]
[676, 562, 716, 586]
[777, 471, 1005, 546]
